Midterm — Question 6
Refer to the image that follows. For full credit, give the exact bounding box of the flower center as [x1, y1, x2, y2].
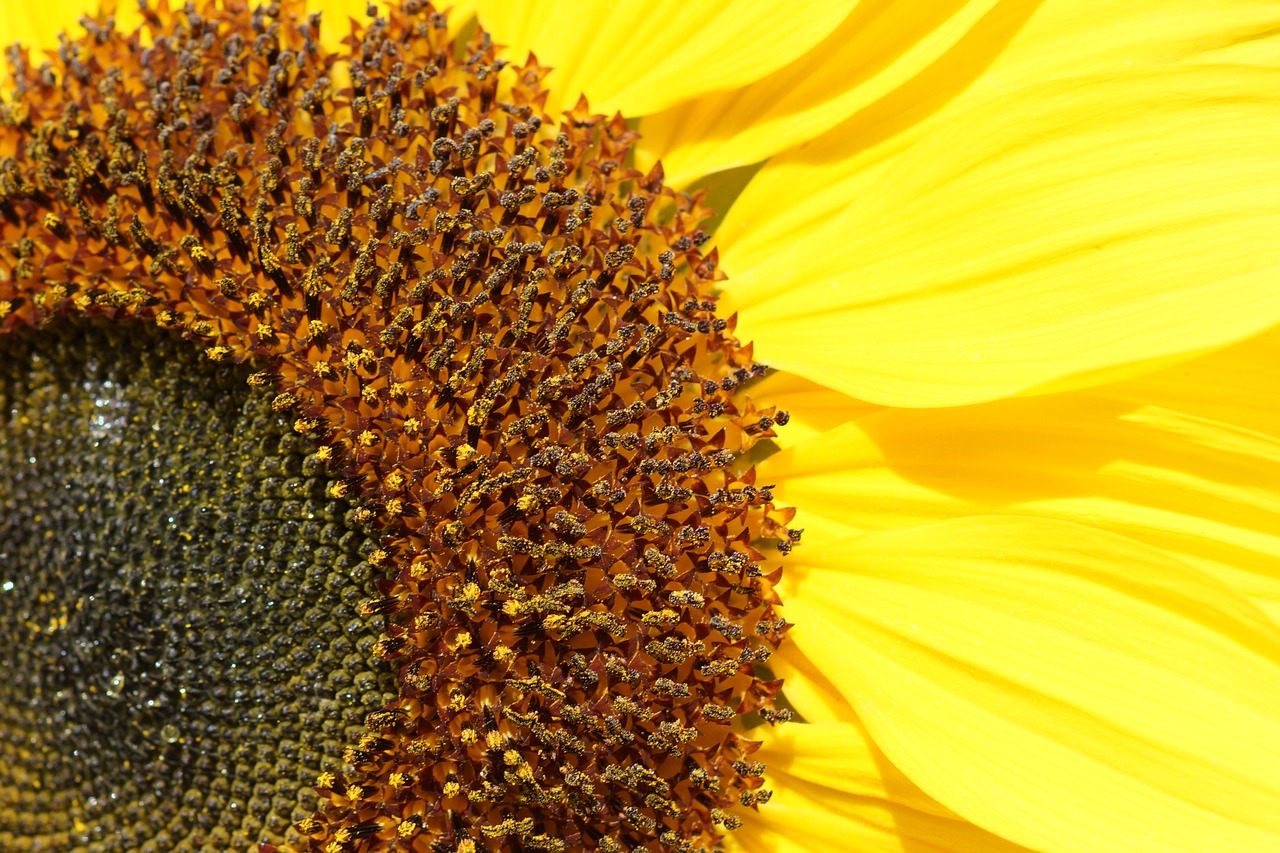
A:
[0, 1, 796, 851]
[0, 318, 393, 849]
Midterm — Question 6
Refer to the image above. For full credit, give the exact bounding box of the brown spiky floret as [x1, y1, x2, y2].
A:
[0, 1, 797, 851]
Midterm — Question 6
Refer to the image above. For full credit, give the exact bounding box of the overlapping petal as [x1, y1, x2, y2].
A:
[473, 0, 858, 118]
[744, 370, 880, 449]
[0, 0, 474, 64]
[760, 332, 1280, 622]
[732, 721, 1033, 853]
[718, 0, 1280, 407]
[0, 0, 135, 55]
[783, 515, 1280, 853]
[769, 641, 855, 724]
[637, 0, 1005, 187]
[5, 3, 1278, 853]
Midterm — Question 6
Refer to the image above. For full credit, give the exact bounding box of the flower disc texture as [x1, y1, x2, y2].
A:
[0, 1, 796, 850]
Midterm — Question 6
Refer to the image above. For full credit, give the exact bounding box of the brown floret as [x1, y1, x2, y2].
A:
[0, 1, 797, 851]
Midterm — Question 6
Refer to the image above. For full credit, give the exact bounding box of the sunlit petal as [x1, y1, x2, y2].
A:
[472, 0, 857, 117]
[638, 0, 1004, 187]
[762, 333, 1280, 622]
[731, 721, 1033, 853]
[786, 516, 1280, 852]
[719, 1, 1280, 406]
[0, 0, 472, 63]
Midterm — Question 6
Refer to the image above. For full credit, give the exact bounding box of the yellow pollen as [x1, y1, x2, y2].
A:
[0, 0, 797, 849]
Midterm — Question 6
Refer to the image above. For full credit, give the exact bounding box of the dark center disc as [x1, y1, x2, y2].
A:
[0, 319, 396, 852]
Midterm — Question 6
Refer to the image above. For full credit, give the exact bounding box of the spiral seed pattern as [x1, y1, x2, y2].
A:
[0, 2, 796, 851]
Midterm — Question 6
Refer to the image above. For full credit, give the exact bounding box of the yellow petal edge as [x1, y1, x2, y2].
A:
[784, 515, 1280, 853]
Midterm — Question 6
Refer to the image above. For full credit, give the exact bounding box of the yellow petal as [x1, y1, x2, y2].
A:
[763, 333, 1280, 622]
[637, 0, 1004, 187]
[771, 640, 854, 723]
[0, 0, 471, 67]
[718, 1, 1280, 407]
[317, 0, 475, 49]
[785, 516, 1280, 853]
[472, 0, 857, 118]
[1100, 328, 1280, 441]
[0, 0, 142, 54]
[0, 4, 50, 49]
[741, 370, 879, 450]
[731, 721, 1032, 853]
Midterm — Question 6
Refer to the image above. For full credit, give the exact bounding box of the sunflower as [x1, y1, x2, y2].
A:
[1, 1, 1279, 853]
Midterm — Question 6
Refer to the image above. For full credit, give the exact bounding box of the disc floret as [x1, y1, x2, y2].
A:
[0, 2, 797, 850]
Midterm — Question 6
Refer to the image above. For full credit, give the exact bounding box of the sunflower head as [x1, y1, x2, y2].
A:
[0, 1, 796, 850]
